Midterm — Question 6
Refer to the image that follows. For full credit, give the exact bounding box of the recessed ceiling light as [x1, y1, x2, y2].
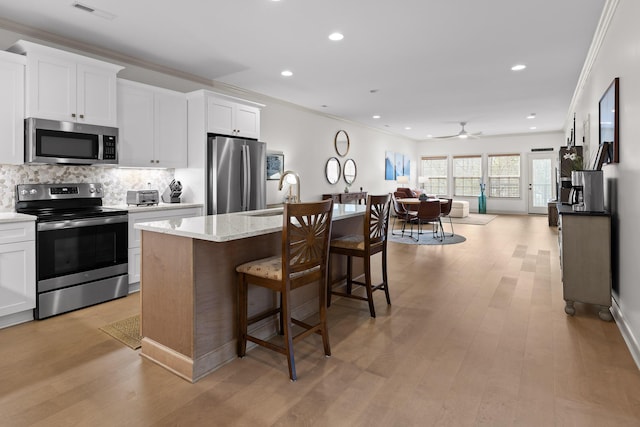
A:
[281, 70, 293, 77]
[530, 126, 537, 130]
[405, 127, 412, 130]
[527, 113, 536, 119]
[372, 115, 381, 119]
[329, 32, 344, 41]
[511, 64, 527, 71]
[426, 134, 433, 138]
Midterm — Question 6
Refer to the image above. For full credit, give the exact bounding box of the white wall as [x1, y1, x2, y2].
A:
[417, 131, 564, 213]
[568, 0, 640, 363]
[259, 101, 416, 205]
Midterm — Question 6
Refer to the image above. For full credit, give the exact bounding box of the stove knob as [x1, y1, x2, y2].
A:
[89, 188, 95, 193]
[20, 189, 28, 196]
[96, 187, 102, 193]
[29, 189, 37, 195]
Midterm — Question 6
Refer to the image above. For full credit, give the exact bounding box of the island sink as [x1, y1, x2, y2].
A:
[241, 208, 284, 217]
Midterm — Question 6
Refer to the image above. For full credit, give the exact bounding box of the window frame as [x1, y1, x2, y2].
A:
[420, 156, 448, 195]
[487, 153, 521, 199]
[452, 155, 482, 197]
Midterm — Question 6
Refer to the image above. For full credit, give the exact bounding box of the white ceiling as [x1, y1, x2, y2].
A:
[0, 0, 606, 140]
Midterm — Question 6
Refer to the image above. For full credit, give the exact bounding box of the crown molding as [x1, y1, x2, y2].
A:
[564, 0, 620, 131]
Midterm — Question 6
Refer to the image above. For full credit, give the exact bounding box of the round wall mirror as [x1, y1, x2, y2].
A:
[344, 158, 357, 185]
[334, 130, 350, 157]
[325, 157, 341, 184]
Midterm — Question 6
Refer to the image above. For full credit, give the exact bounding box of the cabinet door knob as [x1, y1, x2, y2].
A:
[150, 160, 154, 163]
[71, 113, 76, 118]
[79, 114, 84, 119]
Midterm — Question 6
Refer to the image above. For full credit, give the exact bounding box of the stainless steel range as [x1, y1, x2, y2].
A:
[16, 183, 129, 319]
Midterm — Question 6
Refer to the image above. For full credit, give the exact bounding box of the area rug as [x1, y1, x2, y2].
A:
[99, 315, 141, 350]
[388, 231, 466, 246]
[448, 213, 497, 225]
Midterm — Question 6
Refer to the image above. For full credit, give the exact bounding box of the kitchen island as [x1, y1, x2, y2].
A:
[135, 204, 366, 382]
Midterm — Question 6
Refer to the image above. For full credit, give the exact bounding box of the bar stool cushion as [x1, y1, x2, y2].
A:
[236, 255, 320, 281]
[330, 234, 365, 250]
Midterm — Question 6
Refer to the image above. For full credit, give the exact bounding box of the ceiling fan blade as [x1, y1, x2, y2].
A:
[431, 122, 482, 139]
[433, 134, 460, 139]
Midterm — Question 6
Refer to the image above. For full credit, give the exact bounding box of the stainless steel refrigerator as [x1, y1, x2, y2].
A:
[207, 135, 267, 214]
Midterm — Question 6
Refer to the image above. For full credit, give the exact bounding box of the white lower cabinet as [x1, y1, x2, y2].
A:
[0, 221, 36, 321]
[128, 207, 202, 283]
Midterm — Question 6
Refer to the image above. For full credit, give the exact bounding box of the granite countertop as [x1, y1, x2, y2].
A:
[0, 212, 37, 223]
[134, 203, 366, 242]
[107, 202, 204, 213]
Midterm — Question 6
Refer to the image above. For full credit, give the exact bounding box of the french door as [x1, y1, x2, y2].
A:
[527, 152, 555, 214]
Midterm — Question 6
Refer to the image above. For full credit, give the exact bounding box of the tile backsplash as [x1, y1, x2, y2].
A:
[1, 164, 175, 211]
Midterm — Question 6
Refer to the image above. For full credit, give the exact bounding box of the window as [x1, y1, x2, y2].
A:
[488, 154, 521, 198]
[453, 156, 482, 196]
[420, 156, 448, 195]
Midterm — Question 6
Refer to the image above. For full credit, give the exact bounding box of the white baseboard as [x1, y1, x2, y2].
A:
[0, 310, 34, 329]
[611, 297, 640, 370]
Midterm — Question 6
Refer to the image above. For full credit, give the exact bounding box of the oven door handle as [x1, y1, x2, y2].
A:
[38, 215, 128, 231]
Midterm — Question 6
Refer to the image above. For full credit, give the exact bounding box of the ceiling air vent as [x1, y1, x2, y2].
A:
[71, 2, 116, 20]
[72, 2, 94, 13]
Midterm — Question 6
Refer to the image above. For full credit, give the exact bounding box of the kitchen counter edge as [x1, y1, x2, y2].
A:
[108, 203, 204, 213]
[0, 213, 37, 223]
[134, 204, 366, 243]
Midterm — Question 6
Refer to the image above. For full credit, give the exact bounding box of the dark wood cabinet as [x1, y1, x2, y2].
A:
[322, 191, 367, 205]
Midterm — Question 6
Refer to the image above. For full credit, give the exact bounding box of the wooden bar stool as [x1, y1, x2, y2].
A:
[327, 194, 391, 318]
[236, 199, 334, 381]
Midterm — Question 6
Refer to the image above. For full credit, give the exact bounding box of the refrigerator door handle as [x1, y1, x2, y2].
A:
[245, 144, 252, 210]
[242, 145, 249, 211]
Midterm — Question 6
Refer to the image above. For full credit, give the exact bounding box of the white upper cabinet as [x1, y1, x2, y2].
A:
[0, 51, 26, 165]
[205, 93, 262, 139]
[117, 79, 187, 168]
[9, 40, 123, 127]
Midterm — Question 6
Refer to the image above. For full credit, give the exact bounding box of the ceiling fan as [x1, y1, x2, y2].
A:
[433, 122, 482, 139]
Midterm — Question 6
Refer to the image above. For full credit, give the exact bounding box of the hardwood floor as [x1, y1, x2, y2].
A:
[1, 214, 639, 426]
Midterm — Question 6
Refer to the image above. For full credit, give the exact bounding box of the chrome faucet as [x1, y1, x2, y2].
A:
[278, 170, 301, 203]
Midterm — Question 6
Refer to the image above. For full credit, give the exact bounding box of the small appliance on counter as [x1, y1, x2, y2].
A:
[127, 189, 159, 206]
[161, 179, 183, 203]
[569, 170, 604, 212]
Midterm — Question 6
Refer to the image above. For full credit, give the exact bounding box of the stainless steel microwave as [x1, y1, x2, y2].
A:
[25, 117, 119, 165]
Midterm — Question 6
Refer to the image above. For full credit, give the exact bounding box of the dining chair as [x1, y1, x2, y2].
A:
[413, 199, 444, 242]
[391, 192, 415, 237]
[236, 199, 334, 381]
[439, 197, 454, 237]
[327, 194, 391, 318]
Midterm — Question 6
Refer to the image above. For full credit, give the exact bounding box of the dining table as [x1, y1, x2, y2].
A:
[396, 197, 449, 207]
[396, 198, 449, 240]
